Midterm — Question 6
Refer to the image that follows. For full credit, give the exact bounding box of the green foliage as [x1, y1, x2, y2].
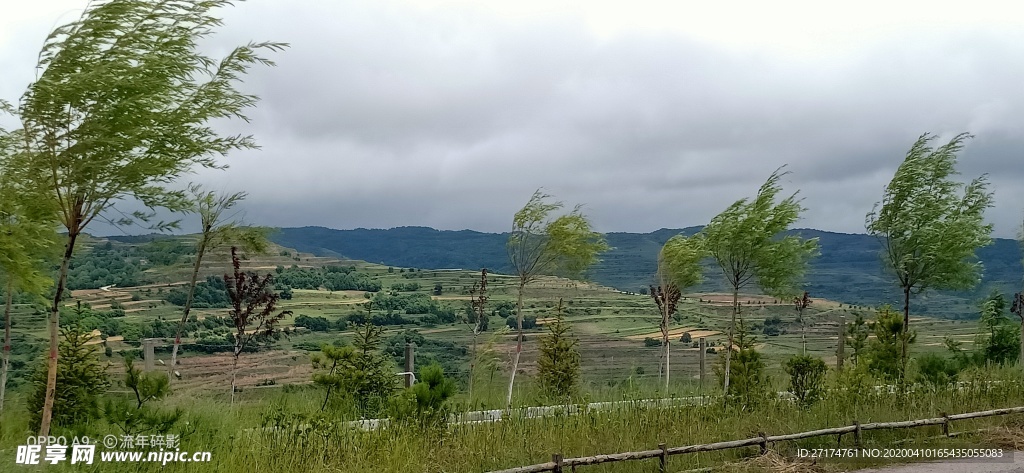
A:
[311, 324, 396, 417]
[294, 315, 332, 332]
[701, 167, 820, 300]
[393, 363, 457, 427]
[845, 312, 870, 365]
[762, 315, 784, 336]
[507, 316, 537, 330]
[916, 353, 960, 388]
[784, 354, 828, 406]
[866, 133, 993, 294]
[536, 304, 581, 400]
[866, 305, 915, 382]
[657, 235, 705, 290]
[274, 266, 381, 292]
[700, 167, 818, 391]
[165, 276, 228, 308]
[715, 320, 769, 408]
[28, 322, 110, 430]
[508, 190, 610, 284]
[103, 355, 181, 435]
[977, 291, 1020, 366]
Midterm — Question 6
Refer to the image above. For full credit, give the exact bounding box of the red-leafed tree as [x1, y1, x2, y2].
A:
[224, 247, 290, 404]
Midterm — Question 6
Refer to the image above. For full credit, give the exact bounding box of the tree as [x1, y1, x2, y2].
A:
[224, 247, 290, 403]
[866, 305, 915, 383]
[1012, 217, 1024, 365]
[10, 0, 284, 435]
[714, 319, 767, 408]
[866, 132, 993, 373]
[794, 292, 812, 354]
[978, 291, 1018, 367]
[406, 363, 457, 428]
[651, 234, 704, 392]
[170, 184, 269, 374]
[846, 312, 870, 365]
[28, 319, 110, 431]
[311, 324, 396, 417]
[700, 168, 818, 392]
[466, 269, 488, 405]
[311, 344, 353, 411]
[0, 124, 58, 414]
[536, 299, 581, 400]
[784, 354, 827, 406]
[504, 190, 608, 407]
[104, 355, 182, 435]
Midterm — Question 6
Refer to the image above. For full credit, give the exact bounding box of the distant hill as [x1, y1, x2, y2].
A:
[271, 226, 1023, 319]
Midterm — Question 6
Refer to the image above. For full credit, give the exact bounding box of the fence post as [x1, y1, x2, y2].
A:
[853, 420, 861, 448]
[699, 337, 706, 393]
[404, 343, 416, 388]
[659, 443, 667, 473]
[758, 432, 768, 455]
[552, 453, 563, 473]
[836, 316, 846, 370]
[941, 412, 950, 437]
[143, 338, 157, 372]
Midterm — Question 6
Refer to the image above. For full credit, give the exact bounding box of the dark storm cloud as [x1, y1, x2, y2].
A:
[7, 1, 1024, 237]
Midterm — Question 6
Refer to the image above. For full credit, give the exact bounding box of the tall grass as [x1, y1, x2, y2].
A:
[2, 367, 1023, 472]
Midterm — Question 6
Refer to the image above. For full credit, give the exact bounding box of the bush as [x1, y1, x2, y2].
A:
[680, 332, 692, 343]
[294, 315, 331, 332]
[536, 308, 580, 400]
[643, 337, 662, 347]
[715, 320, 768, 408]
[29, 322, 111, 430]
[784, 354, 828, 406]
[916, 353, 960, 388]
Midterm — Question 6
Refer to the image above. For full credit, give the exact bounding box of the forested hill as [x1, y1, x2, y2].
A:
[271, 226, 1023, 319]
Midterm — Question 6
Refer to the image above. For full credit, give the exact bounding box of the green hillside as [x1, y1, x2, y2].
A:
[272, 226, 1024, 318]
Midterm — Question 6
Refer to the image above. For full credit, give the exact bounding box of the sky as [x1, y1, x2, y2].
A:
[2, 0, 1024, 237]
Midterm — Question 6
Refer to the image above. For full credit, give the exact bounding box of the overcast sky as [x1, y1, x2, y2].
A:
[3, 0, 1024, 237]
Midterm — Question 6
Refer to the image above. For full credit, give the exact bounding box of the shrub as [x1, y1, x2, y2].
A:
[643, 337, 662, 347]
[29, 322, 111, 430]
[784, 354, 828, 406]
[536, 305, 580, 400]
[916, 353, 959, 388]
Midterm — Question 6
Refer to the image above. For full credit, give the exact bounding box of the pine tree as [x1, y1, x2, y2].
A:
[536, 299, 581, 400]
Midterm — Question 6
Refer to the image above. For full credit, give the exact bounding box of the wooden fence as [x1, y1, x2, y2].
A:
[487, 406, 1024, 473]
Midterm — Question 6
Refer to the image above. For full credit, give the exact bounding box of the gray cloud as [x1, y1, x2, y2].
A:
[6, 0, 1024, 237]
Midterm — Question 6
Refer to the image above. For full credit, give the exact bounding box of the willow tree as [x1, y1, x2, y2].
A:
[651, 234, 704, 392]
[0, 117, 58, 414]
[866, 133, 993, 370]
[11, 0, 284, 435]
[505, 190, 608, 407]
[701, 168, 818, 392]
[169, 184, 269, 373]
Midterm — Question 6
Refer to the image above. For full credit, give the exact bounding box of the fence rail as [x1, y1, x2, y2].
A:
[487, 406, 1024, 473]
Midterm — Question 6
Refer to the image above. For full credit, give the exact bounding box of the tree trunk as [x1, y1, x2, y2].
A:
[506, 282, 526, 408]
[40, 230, 78, 436]
[1019, 318, 1023, 367]
[0, 281, 13, 413]
[231, 350, 240, 406]
[723, 286, 738, 392]
[901, 286, 911, 380]
[662, 300, 670, 392]
[469, 329, 478, 407]
[170, 238, 208, 376]
[800, 308, 806, 355]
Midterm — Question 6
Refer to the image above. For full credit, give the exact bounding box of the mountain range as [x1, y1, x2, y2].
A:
[270, 226, 1024, 319]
